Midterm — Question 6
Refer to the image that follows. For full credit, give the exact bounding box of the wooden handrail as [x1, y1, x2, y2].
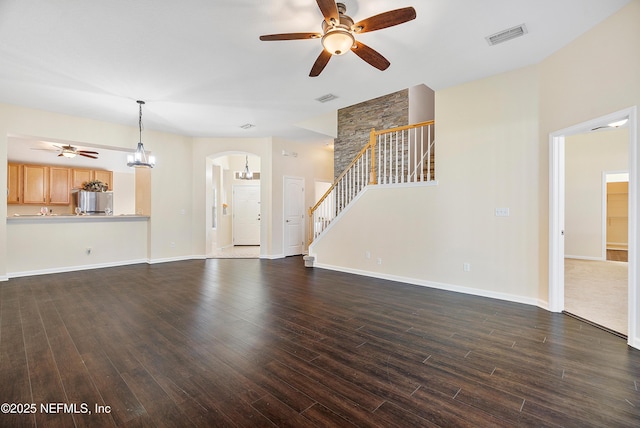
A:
[372, 120, 433, 137]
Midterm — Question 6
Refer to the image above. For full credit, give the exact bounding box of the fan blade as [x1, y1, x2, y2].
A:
[351, 41, 390, 71]
[78, 150, 99, 155]
[316, 0, 339, 23]
[79, 153, 98, 159]
[260, 33, 321, 41]
[309, 49, 332, 77]
[353, 7, 416, 33]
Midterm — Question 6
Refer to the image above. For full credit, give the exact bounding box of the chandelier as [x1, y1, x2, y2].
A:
[127, 100, 156, 168]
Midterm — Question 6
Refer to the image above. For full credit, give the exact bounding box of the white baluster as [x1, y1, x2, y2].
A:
[420, 126, 424, 182]
[427, 124, 432, 181]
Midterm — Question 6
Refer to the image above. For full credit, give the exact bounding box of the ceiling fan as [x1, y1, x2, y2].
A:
[32, 144, 99, 159]
[259, 1, 416, 77]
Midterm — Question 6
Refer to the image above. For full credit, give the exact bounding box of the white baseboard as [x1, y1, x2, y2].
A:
[7, 259, 149, 279]
[565, 255, 605, 261]
[148, 255, 206, 264]
[260, 253, 285, 260]
[630, 335, 640, 351]
[313, 262, 546, 309]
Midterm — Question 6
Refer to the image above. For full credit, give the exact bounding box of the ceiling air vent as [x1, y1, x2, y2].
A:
[315, 93, 338, 103]
[239, 123, 255, 130]
[486, 24, 528, 46]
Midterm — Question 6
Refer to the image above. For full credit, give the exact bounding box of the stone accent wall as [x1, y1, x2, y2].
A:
[334, 89, 409, 179]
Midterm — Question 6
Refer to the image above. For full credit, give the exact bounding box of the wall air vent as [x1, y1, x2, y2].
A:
[315, 93, 338, 103]
[485, 24, 528, 46]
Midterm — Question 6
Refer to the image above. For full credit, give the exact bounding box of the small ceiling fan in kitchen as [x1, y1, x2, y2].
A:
[32, 144, 99, 159]
[259, 0, 416, 77]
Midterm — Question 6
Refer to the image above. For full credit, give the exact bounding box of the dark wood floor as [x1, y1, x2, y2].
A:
[1, 257, 639, 427]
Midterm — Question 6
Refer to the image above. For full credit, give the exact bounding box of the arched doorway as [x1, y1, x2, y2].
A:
[206, 152, 261, 258]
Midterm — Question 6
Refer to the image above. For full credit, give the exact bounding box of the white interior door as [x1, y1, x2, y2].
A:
[284, 176, 305, 256]
[233, 185, 260, 245]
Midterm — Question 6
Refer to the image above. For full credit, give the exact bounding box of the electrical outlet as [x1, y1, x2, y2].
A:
[170, 242, 176, 248]
[377, 258, 383, 265]
[365, 251, 371, 259]
[463, 263, 471, 272]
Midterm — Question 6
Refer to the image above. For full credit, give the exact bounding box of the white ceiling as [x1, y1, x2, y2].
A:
[0, 0, 631, 143]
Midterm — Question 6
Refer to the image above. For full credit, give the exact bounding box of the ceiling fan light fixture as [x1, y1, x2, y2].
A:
[61, 151, 76, 158]
[127, 100, 155, 168]
[321, 29, 354, 55]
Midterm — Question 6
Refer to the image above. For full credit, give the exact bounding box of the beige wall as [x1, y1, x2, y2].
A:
[312, 65, 542, 305]
[7, 218, 148, 276]
[565, 129, 628, 259]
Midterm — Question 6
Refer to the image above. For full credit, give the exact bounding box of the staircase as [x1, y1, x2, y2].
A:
[308, 121, 435, 246]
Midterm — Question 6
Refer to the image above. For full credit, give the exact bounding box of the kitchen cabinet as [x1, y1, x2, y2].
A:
[94, 170, 113, 190]
[7, 163, 112, 206]
[22, 164, 48, 204]
[7, 162, 22, 204]
[72, 168, 113, 190]
[72, 168, 93, 189]
[49, 167, 71, 205]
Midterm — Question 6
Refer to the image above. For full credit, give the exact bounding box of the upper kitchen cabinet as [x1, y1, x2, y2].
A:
[72, 168, 93, 189]
[49, 167, 71, 205]
[72, 168, 113, 190]
[7, 162, 22, 204]
[94, 170, 113, 190]
[22, 164, 48, 204]
[13, 164, 72, 205]
[8, 163, 113, 207]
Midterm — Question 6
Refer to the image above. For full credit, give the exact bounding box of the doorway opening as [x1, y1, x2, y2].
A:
[605, 172, 629, 261]
[549, 106, 638, 348]
[206, 152, 261, 259]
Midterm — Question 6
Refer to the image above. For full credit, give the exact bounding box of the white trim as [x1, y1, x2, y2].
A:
[283, 175, 305, 257]
[313, 262, 546, 309]
[628, 106, 639, 349]
[564, 255, 605, 261]
[374, 180, 439, 190]
[7, 259, 149, 279]
[148, 255, 206, 265]
[260, 253, 285, 260]
[602, 171, 608, 260]
[549, 106, 638, 350]
[549, 134, 565, 312]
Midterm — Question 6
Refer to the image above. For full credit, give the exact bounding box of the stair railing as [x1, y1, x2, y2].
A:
[309, 120, 434, 243]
